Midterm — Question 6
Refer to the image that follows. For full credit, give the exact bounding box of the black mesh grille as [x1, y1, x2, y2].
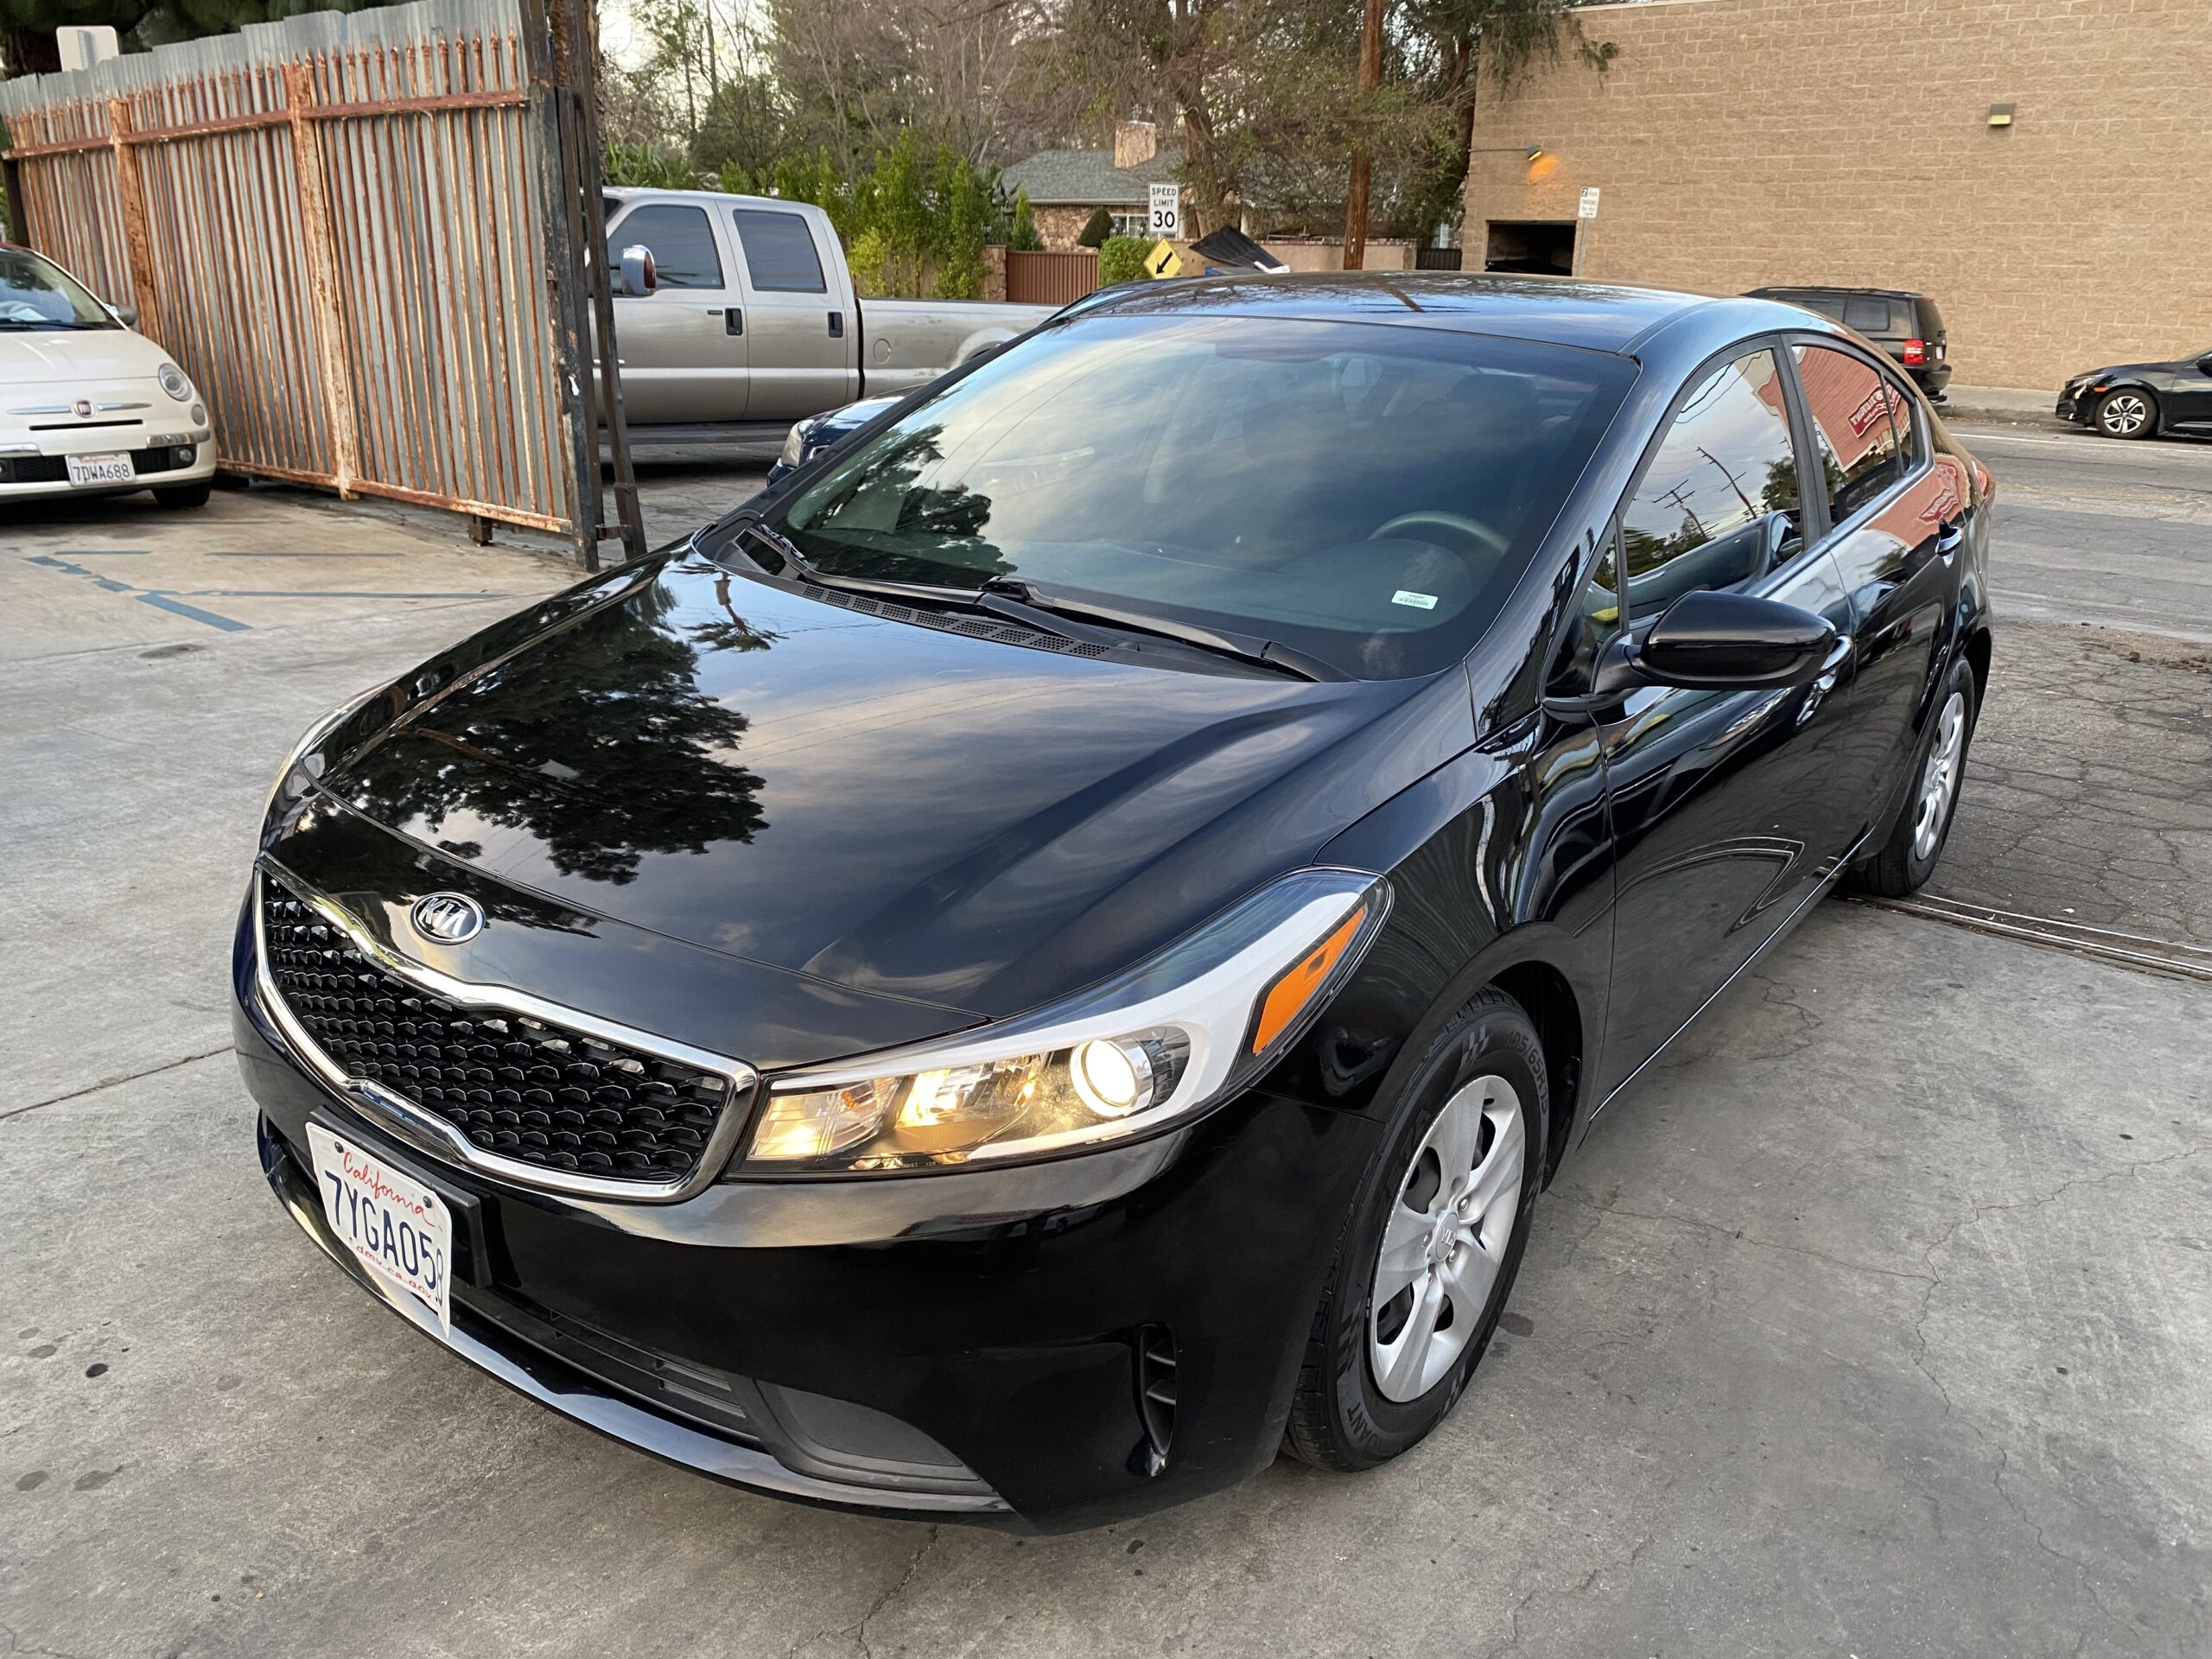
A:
[260, 880, 737, 1185]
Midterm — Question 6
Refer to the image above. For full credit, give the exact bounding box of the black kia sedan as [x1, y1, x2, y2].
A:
[234, 275, 1993, 1531]
[2056, 346, 2212, 439]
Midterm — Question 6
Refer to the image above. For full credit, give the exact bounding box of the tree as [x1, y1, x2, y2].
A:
[1010, 187, 1043, 252]
[1075, 205, 1113, 248]
[1396, 0, 1617, 245]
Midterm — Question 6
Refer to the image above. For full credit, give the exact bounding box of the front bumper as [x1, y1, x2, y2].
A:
[0, 432, 214, 499]
[2056, 384, 2094, 424]
[233, 890, 1378, 1529]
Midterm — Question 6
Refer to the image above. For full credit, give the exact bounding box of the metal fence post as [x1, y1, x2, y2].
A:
[280, 61, 363, 499]
[104, 99, 162, 347]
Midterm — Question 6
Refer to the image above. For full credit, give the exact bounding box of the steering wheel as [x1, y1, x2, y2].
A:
[1370, 511, 1510, 558]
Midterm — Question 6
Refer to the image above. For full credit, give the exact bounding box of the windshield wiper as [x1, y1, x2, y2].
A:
[737, 521, 975, 607]
[736, 524, 1339, 682]
[976, 577, 1341, 682]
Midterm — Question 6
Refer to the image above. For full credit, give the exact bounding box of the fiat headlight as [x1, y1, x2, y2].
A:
[779, 421, 810, 467]
[156, 362, 193, 402]
[742, 868, 1389, 1174]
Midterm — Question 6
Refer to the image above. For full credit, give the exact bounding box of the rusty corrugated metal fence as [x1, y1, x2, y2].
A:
[0, 0, 585, 537]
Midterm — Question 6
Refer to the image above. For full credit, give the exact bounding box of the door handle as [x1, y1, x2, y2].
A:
[1935, 517, 1965, 557]
[726, 308, 743, 336]
[827, 311, 843, 338]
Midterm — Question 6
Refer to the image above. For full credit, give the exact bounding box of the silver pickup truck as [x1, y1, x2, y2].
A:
[601, 188, 1059, 439]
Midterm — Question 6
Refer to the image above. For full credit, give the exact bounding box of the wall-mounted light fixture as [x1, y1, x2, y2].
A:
[1987, 104, 2015, 127]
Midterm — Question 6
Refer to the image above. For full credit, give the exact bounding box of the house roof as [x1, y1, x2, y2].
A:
[1000, 146, 1184, 207]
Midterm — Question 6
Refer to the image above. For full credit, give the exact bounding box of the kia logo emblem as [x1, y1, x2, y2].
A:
[73, 399, 92, 419]
[410, 892, 485, 944]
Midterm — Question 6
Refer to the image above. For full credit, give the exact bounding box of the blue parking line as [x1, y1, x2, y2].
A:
[57, 549, 150, 556]
[136, 592, 250, 632]
[190, 589, 512, 601]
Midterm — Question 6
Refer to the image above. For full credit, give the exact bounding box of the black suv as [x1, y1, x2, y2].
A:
[1745, 287, 1951, 400]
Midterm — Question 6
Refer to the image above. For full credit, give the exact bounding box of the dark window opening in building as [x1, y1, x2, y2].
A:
[1484, 221, 1576, 275]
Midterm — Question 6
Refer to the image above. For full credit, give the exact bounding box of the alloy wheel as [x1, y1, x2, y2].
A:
[1912, 690, 1968, 862]
[1368, 1074, 1525, 1403]
[2099, 392, 2151, 436]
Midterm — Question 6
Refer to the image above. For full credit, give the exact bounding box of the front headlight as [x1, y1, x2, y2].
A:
[156, 362, 193, 402]
[743, 868, 1389, 1174]
[779, 421, 810, 467]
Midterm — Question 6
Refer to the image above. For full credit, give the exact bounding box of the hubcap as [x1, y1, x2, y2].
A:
[1912, 690, 1968, 861]
[1368, 1075, 1525, 1403]
[2101, 393, 2148, 435]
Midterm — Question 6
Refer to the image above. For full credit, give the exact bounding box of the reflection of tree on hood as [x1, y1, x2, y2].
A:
[787, 423, 1015, 586]
[353, 580, 766, 887]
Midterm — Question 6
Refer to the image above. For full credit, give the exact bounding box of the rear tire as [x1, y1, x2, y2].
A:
[1283, 987, 1545, 1472]
[1850, 652, 1979, 898]
[2094, 387, 2157, 440]
[154, 481, 212, 510]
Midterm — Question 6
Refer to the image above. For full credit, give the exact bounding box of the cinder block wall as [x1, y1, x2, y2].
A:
[1464, 0, 2212, 391]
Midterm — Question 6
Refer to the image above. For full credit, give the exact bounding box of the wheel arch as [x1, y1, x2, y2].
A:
[1485, 957, 1585, 1184]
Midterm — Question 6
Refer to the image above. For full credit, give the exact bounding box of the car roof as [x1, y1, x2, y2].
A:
[1072, 271, 1827, 358]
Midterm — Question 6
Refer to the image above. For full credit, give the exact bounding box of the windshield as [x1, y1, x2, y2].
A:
[774, 313, 1633, 678]
[0, 250, 117, 330]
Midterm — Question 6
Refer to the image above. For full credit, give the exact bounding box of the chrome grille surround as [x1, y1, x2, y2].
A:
[252, 867, 756, 1203]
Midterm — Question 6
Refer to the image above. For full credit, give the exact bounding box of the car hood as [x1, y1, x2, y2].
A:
[321, 551, 1471, 1019]
[0, 327, 166, 385]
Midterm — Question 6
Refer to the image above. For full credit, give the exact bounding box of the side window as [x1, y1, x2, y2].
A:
[1794, 345, 1910, 523]
[730, 209, 827, 294]
[1547, 539, 1620, 699]
[1842, 296, 1891, 334]
[1618, 348, 1805, 626]
[607, 204, 723, 290]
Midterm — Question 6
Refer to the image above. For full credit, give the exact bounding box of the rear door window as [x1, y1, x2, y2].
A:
[1794, 345, 1911, 521]
[1842, 296, 1893, 334]
[731, 209, 828, 293]
[1617, 348, 1806, 625]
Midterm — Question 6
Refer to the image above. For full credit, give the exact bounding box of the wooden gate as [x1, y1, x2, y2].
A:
[0, 0, 594, 542]
[1006, 250, 1099, 306]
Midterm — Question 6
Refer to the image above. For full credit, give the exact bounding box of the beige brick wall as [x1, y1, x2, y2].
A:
[1464, 0, 2212, 391]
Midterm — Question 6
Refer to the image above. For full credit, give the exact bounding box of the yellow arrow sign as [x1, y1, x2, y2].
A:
[1145, 238, 1182, 279]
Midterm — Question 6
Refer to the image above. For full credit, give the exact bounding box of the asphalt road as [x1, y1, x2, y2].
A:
[0, 423, 2206, 1658]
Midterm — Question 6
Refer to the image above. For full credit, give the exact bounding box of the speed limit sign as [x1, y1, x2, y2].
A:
[1147, 181, 1180, 240]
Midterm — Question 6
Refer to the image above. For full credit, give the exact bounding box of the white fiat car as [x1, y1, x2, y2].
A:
[1, 244, 215, 508]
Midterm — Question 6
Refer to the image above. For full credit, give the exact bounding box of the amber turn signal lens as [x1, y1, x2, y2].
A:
[1249, 905, 1366, 1056]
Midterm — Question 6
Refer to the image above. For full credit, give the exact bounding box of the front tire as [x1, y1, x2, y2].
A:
[154, 480, 212, 510]
[2094, 387, 2157, 440]
[1283, 988, 1545, 1472]
[1851, 652, 1979, 898]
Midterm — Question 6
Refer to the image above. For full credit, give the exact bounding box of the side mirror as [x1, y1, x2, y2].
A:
[108, 301, 137, 327]
[619, 245, 658, 298]
[1623, 588, 1840, 692]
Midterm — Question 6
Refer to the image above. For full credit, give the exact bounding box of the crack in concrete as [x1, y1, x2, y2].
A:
[0, 1046, 230, 1124]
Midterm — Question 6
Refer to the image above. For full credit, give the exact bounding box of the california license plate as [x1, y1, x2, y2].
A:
[66, 452, 135, 487]
[307, 1123, 453, 1333]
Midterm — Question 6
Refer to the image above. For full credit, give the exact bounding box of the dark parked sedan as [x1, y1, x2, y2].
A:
[235, 276, 1993, 1530]
[2057, 346, 2212, 439]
